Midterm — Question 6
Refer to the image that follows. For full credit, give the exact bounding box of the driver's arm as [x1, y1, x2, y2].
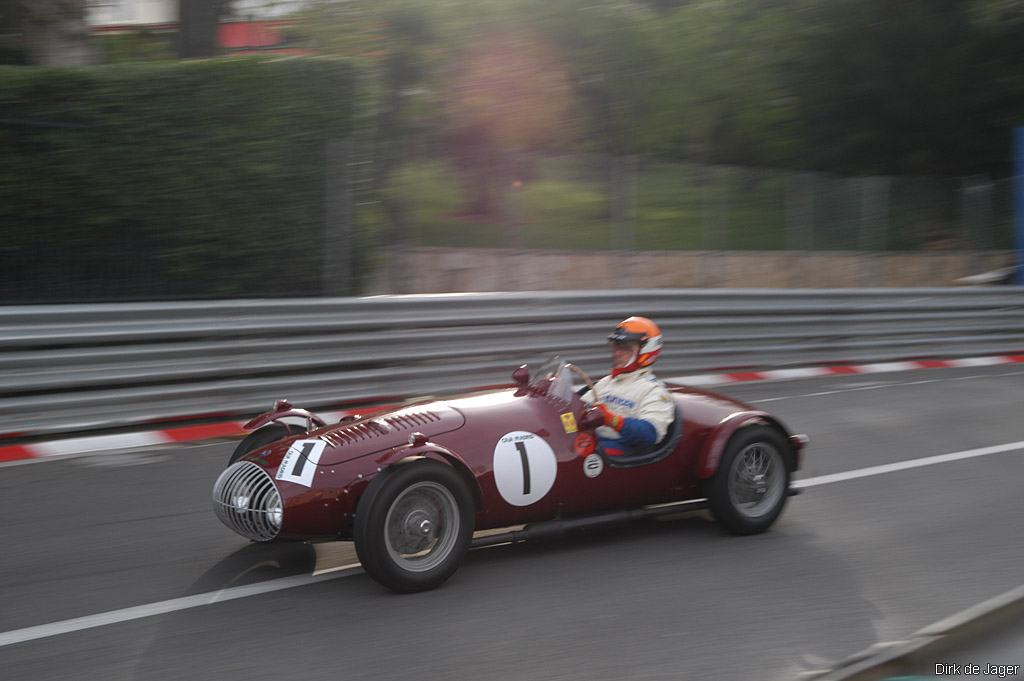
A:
[595, 404, 659, 447]
[596, 385, 673, 446]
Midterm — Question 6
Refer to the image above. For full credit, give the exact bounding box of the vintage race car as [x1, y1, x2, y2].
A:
[212, 357, 806, 592]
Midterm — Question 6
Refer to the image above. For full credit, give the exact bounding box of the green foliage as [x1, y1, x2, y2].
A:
[2, 1, 1020, 303]
[0, 57, 357, 302]
[285, 0, 1023, 246]
[646, 1, 801, 166]
[393, 156, 799, 252]
[783, 0, 1024, 176]
[528, 0, 665, 155]
[98, 30, 176, 63]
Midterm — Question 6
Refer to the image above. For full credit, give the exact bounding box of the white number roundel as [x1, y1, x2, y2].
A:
[492, 431, 557, 506]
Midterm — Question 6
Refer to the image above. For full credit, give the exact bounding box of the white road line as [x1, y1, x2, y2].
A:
[3, 439, 1024, 648]
[0, 565, 362, 648]
[794, 441, 1024, 489]
[751, 368, 1024, 404]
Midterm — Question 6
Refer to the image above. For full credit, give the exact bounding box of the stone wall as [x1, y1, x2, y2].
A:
[379, 248, 1016, 293]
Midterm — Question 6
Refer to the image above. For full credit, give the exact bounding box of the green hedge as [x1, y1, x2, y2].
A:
[0, 57, 357, 302]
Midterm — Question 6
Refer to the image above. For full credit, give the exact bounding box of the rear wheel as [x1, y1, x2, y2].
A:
[354, 460, 474, 593]
[228, 423, 307, 466]
[706, 425, 790, 535]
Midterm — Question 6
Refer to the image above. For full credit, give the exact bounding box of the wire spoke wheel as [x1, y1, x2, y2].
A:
[706, 425, 792, 535]
[384, 481, 460, 573]
[727, 442, 784, 518]
[354, 460, 474, 592]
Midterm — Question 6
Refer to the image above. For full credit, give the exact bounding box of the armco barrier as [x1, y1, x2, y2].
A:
[3, 288, 1024, 438]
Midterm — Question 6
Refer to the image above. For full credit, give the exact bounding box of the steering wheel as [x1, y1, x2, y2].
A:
[565, 363, 598, 401]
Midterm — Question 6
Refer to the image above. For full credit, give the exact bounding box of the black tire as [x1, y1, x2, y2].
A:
[353, 460, 474, 593]
[705, 425, 791, 536]
[228, 423, 307, 466]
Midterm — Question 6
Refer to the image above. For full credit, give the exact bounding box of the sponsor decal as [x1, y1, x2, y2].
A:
[560, 412, 578, 434]
[583, 453, 603, 478]
[573, 432, 596, 458]
[602, 395, 637, 409]
[250, 449, 273, 466]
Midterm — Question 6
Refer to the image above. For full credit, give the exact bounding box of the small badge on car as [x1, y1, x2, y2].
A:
[583, 453, 603, 479]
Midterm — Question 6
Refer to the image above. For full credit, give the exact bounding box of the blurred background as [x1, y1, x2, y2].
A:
[1, 0, 1022, 302]
[4, 8, 1024, 678]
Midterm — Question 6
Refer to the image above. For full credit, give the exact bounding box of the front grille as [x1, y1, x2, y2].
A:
[212, 462, 282, 542]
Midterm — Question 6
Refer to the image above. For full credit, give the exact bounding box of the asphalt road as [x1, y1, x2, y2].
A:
[2, 364, 1024, 681]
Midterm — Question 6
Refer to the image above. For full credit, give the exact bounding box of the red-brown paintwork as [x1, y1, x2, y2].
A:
[238, 372, 804, 542]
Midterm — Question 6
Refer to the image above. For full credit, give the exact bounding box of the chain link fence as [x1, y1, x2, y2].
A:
[1, 135, 1015, 304]
[390, 152, 1015, 255]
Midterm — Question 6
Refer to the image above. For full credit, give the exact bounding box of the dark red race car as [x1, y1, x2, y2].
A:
[212, 357, 806, 592]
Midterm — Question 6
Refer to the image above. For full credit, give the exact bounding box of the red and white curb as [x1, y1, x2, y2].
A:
[0, 411, 350, 465]
[0, 422, 248, 464]
[3, 354, 1024, 465]
[668, 354, 1024, 388]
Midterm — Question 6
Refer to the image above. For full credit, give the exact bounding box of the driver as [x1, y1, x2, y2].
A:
[582, 316, 675, 456]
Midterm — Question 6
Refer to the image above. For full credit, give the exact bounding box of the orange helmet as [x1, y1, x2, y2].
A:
[607, 316, 663, 372]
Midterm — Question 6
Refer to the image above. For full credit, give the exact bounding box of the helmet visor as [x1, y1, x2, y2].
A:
[607, 328, 644, 344]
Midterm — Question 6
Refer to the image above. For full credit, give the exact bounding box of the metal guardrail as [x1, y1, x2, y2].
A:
[3, 288, 1024, 438]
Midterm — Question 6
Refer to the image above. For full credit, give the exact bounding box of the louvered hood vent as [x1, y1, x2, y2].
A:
[317, 405, 465, 466]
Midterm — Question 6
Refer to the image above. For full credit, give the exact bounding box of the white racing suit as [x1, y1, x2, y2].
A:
[583, 367, 675, 455]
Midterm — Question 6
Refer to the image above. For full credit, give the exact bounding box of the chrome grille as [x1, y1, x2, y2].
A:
[212, 462, 282, 542]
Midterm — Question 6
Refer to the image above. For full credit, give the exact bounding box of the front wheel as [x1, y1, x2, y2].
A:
[353, 460, 474, 593]
[705, 425, 791, 535]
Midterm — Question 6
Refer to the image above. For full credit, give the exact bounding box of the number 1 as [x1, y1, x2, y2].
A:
[515, 441, 531, 495]
[291, 441, 317, 477]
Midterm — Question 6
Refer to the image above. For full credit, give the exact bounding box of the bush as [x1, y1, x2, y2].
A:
[0, 56, 357, 302]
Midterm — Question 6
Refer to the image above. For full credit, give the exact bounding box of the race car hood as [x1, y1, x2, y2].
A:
[313, 402, 467, 467]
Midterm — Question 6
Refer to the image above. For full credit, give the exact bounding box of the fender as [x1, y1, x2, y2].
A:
[243, 399, 329, 432]
[375, 435, 486, 513]
[694, 411, 800, 480]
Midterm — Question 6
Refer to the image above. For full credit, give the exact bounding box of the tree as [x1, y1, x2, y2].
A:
[645, 0, 799, 165]
[0, 0, 28, 64]
[783, 0, 1023, 176]
[20, 0, 97, 65]
[440, 25, 572, 216]
[529, 0, 663, 157]
[284, 0, 445, 287]
[178, 0, 232, 58]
